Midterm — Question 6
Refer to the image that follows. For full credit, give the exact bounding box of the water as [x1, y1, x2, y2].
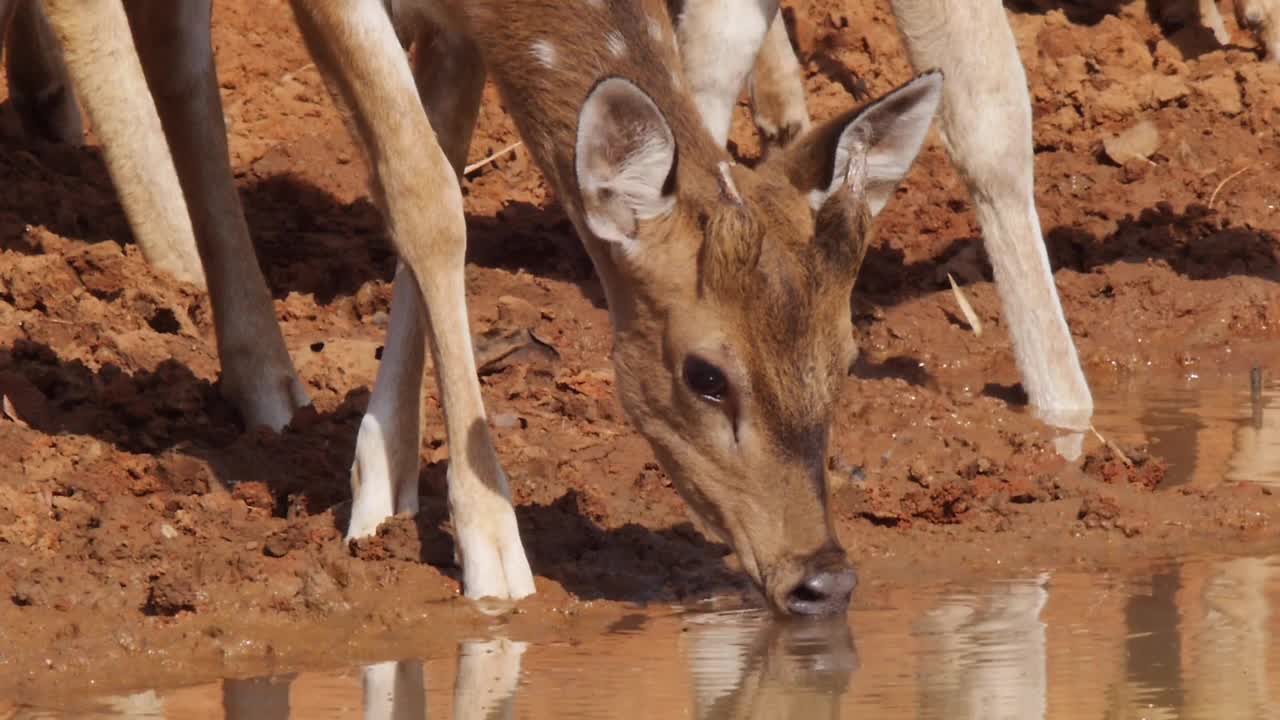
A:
[13, 370, 1280, 718]
[1091, 367, 1280, 489]
[9, 553, 1280, 719]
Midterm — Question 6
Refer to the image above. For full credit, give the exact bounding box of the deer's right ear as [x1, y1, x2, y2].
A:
[575, 78, 677, 254]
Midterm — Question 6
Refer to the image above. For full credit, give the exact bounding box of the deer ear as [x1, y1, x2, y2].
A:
[575, 77, 677, 253]
[772, 71, 943, 217]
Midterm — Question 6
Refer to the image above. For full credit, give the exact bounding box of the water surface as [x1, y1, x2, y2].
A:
[14, 367, 1280, 718]
[11, 552, 1280, 719]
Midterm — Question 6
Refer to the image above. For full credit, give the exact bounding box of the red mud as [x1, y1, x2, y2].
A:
[3, 0, 1280, 698]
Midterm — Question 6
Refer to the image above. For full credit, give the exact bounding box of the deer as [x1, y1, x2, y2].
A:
[2, 0, 948, 616]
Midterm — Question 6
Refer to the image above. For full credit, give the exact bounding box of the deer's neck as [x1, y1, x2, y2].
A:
[463, 0, 724, 217]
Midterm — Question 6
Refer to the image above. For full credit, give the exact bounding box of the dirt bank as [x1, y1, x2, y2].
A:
[2, 0, 1280, 699]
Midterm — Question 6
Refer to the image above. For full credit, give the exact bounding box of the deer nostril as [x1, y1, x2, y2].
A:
[785, 566, 857, 616]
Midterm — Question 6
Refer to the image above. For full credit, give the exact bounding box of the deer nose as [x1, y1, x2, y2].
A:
[784, 555, 857, 616]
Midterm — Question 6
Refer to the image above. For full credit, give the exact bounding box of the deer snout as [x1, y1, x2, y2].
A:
[783, 550, 857, 617]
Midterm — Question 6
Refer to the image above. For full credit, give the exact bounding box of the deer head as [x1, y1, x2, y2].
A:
[569, 71, 943, 614]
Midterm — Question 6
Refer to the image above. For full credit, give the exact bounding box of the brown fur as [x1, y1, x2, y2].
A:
[442, 0, 889, 609]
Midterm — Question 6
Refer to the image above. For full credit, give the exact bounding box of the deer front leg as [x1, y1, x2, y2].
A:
[892, 0, 1092, 457]
[362, 661, 426, 720]
[4, 0, 83, 144]
[675, 0, 779, 146]
[349, 263, 426, 540]
[41, 0, 204, 288]
[222, 677, 293, 720]
[348, 23, 487, 541]
[454, 639, 526, 720]
[122, 0, 311, 431]
[290, 0, 533, 600]
[748, 9, 810, 151]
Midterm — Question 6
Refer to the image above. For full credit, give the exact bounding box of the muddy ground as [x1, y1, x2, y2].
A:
[3, 0, 1280, 699]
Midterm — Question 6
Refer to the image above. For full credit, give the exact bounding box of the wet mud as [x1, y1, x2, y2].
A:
[3, 0, 1280, 698]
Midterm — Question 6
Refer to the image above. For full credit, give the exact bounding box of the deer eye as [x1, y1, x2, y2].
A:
[683, 356, 729, 402]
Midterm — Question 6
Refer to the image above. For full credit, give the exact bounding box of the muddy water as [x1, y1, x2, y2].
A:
[1092, 362, 1280, 490]
[8, 553, 1280, 719]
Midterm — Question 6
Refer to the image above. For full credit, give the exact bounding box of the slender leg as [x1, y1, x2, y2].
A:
[748, 9, 810, 151]
[348, 262, 426, 539]
[1199, 0, 1231, 44]
[362, 661, 426, 720]
[1236, 0, 1280, 60]
[348, 22, 487, 540]
[289, 0, 533, 600]
[40, 0, 204, 287]
[122, 0, 311, 431]
[4, 0, 83, 144]
[223, 677, 292, 720]
[892, 0, 1093, 457]
[674, 0, 779, 146]
[454, 639, 526, 720]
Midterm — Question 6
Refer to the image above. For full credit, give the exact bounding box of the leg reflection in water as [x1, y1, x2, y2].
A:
[915, 574, 1050, 720]
[683, 610, 858, 719]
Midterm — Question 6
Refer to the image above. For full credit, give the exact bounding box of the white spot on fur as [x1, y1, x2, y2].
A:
[531, 40, 557, 69]
[648, 17, 665, 43]
[586, 0, 605, 7]
[671, 69, 683, 90]
[606, 31, 627, 58]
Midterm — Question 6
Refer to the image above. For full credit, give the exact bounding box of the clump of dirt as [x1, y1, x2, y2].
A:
[1083, 444, 1169, 490]
[2, 0, 1280, 698]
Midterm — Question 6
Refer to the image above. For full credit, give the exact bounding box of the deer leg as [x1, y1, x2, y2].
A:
[1237, 0, 1280, 60]
[748, 9, 810, 152]
[1200, 0, 1232, 44]
[122, 0, 311, 431]
[454, 639, 526, 720]
[4, 0, 82, 144]
[222, 677, 293, 720]
[41, 0, 204, 287]
[361, 661, 426, 720]
[892, 0, 1092, 457]
[348, 21, 486, 540]
[675, 0, 779, 147]
[290, 0, 533, 600]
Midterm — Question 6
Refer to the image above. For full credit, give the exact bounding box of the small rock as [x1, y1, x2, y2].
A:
[263, 532, 293, 558]
[158, 523, 178, 540]
[908, 460, 932, 488]
[1121, 157, 1150, 183]
[1148, 74, 1190, 106]
[492, 412, 521, 429]
[1103, 119, 1159, 165]
[1194, 74, 1243, 115]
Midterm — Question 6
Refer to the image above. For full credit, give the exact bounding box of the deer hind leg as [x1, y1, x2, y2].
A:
[1237, 0, 1280, 60]
[348, 20, 485, 540]
[4, 0, 83, 144]
[290, 0, 533, 600]
[892, 0, 1092, 457]
[121, 0, 310, 431]
[748, 9, 810, 151]
[674, 0, 779, 147]
[41, 0, 204, 287]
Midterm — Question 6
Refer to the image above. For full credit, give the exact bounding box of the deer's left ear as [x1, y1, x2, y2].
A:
[575, 77, 677, 254]
[770, 71, 943, 217]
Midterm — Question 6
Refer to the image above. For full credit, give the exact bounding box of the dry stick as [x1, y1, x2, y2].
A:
[1208, 165, 1252, 209]
[1089, 424, 1134, 468]
[464, 142, 523, 176]
[946, 273, 983, 337]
